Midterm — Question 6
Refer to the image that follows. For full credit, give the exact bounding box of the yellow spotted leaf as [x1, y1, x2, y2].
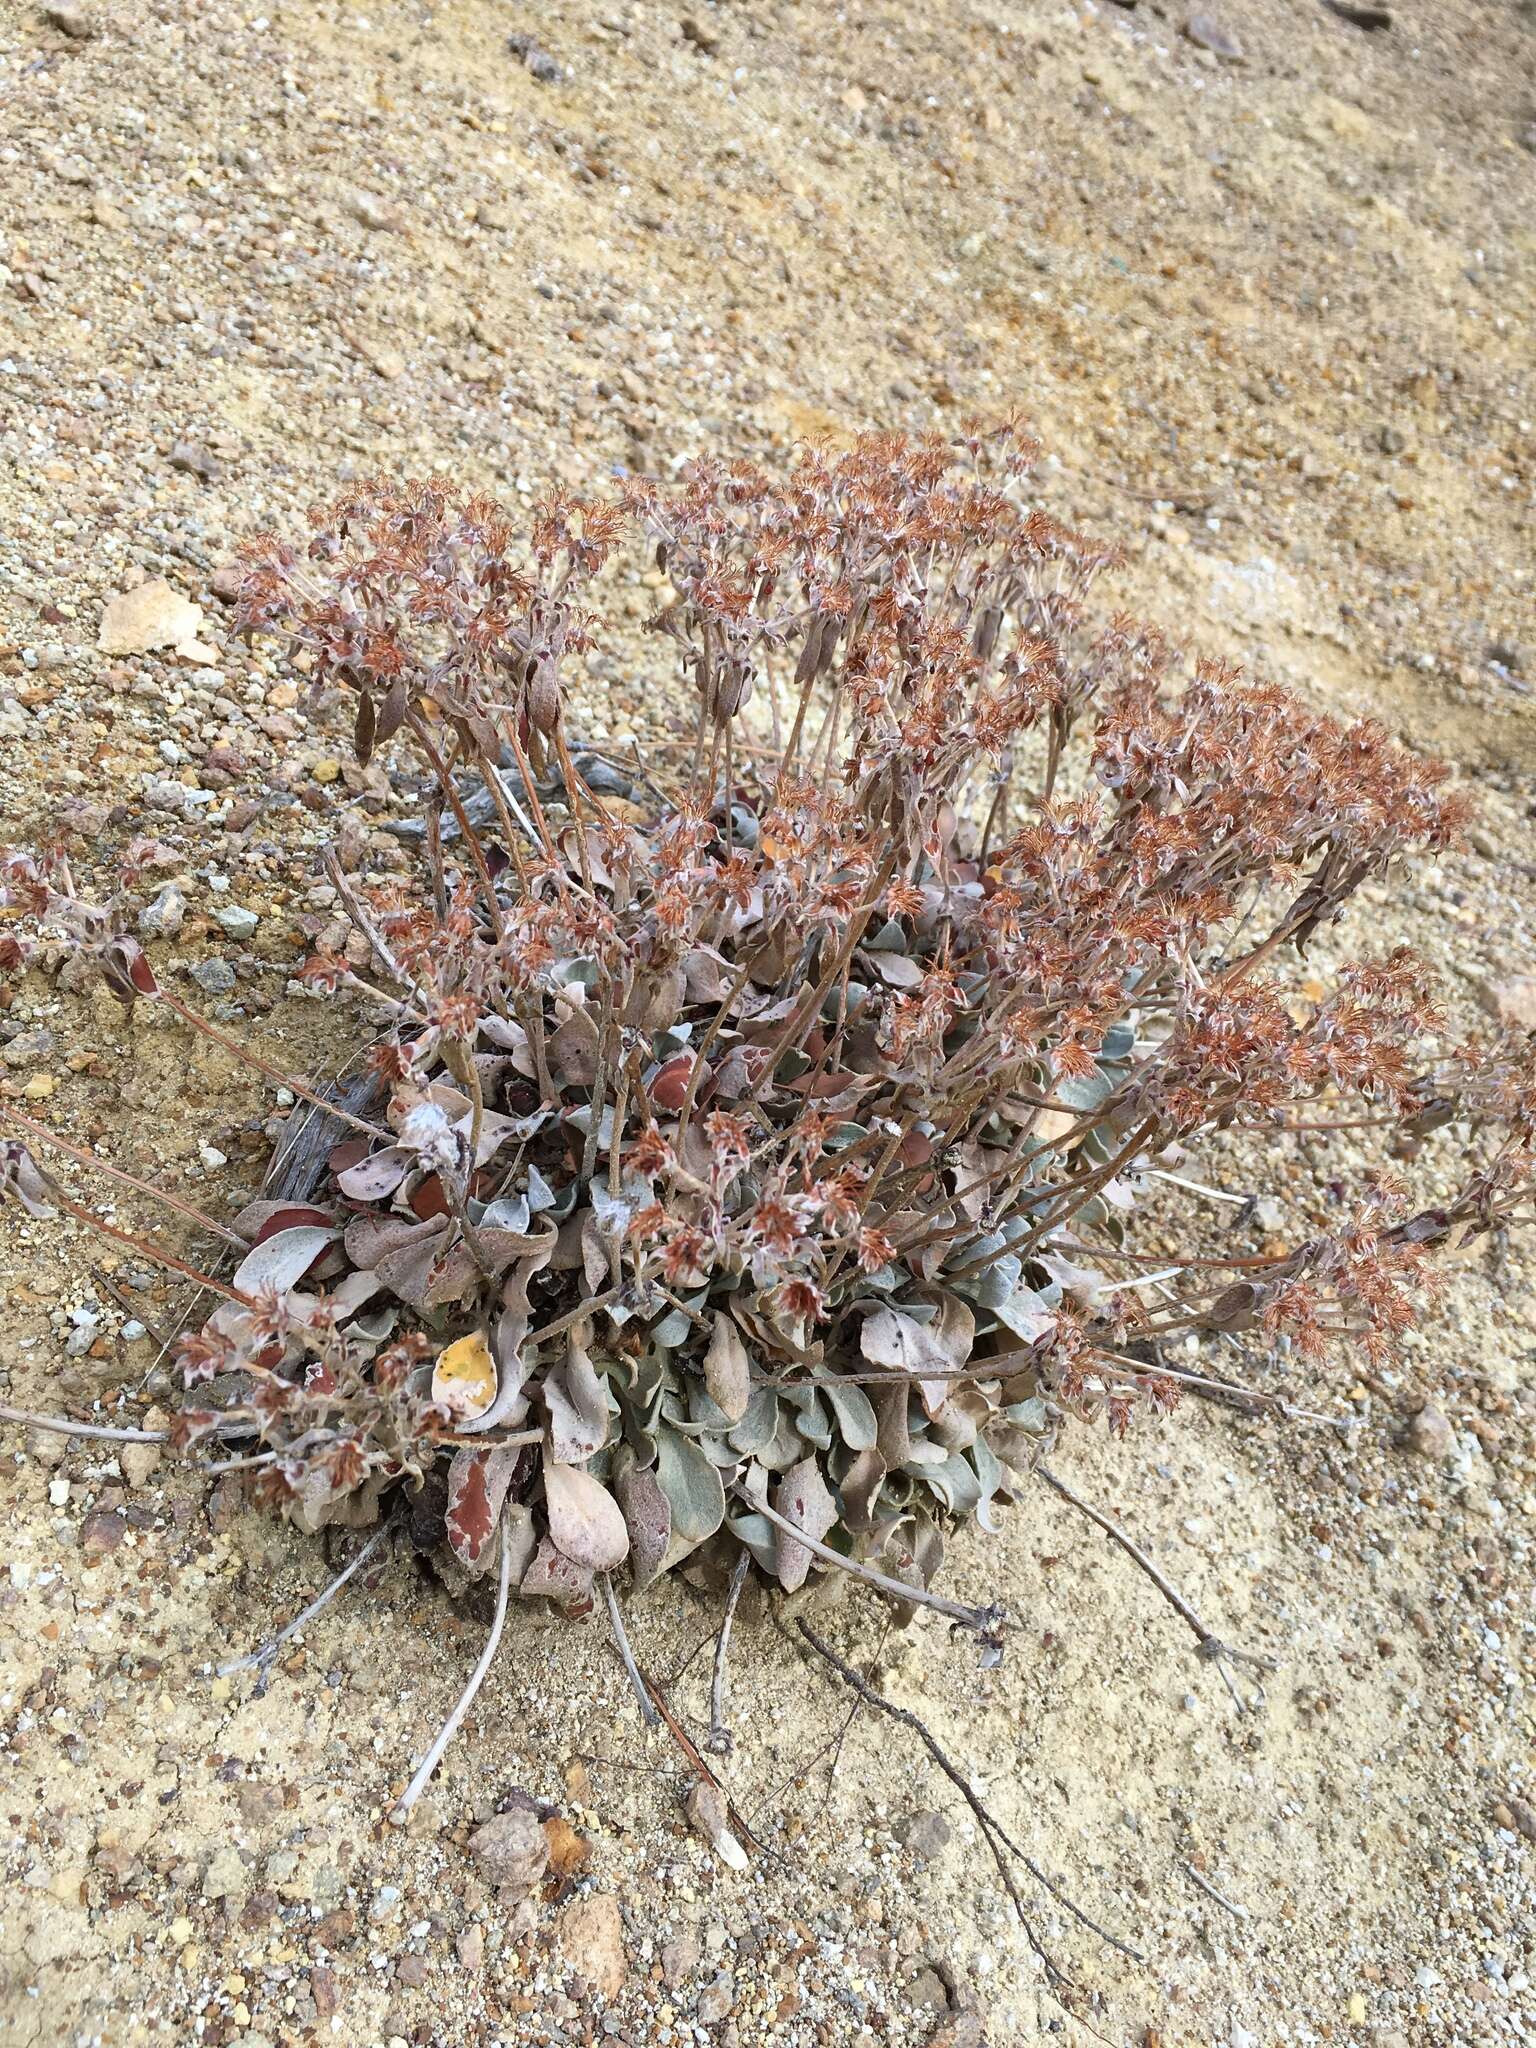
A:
[432, 1330, 497, 1421]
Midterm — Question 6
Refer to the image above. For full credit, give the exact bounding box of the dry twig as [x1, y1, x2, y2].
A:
[0, 1404, 169, 1444]
[391, 1519, 512, 1824]
[706, 1549, 751, 1755]
[218, 1524, 390, 1678]
[796, 1619, 1144, 1982]
[1184, 1860, 1251, 1920]
[1037, 1464, 1276, 1708]
[639, 1667, 769, 1862]
[599, 1571, 659, 1727]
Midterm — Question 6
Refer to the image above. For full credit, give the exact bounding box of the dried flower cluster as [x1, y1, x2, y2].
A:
[5, 423, 1533, 1634]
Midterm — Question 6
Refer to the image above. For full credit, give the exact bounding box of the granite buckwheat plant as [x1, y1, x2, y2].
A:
[6, 423, 1534, 1756]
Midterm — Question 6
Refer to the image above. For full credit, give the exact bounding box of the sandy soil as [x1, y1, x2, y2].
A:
[2, 1, 1535, 2045]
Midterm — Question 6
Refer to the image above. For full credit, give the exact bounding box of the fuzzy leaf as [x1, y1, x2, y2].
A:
[579, 1209, 610, 1295]
[521, 1535, 595, 1611]
[784, 1386, 833, 1450]
[1052, 1066, 1115, 1114]
[0, 1143, 55, 1219]
[995, 1283, 1056, 1344]
[821, 1379, 877, 1451]
[875, 1384, 912, 1469]
[757, 1404, 808, 1472]
[613, 1451, 671, 1593]
[924, 1449, 982, 1518]
[651, 1303, 694, 1347]
[971, 1434, 1004, 1534]
[376, 674, 408, 745]
[421, 1241, 484, 1309]
[869, 951, 924, 987]
[1039, 1251, 1109, 1310]
[726, 1385, 781, 1458]
[475, 1218, 557, 1272]
[702, 1312, 751, 1423]
[549, 1008, 600, 1085]
[648, 1051, 696, 1112]
[327, 1267, 383, 1319]
[683, 945, 733, 1001]
[458, 1302, 532, 1436]
[354, 689, 377, 766]
[839, 1446, 887, 1531]
[725, 1507, 779, 1577]
[967, 1254, 1021, 1310]
[654, 1427, 726, 1547]
[97, 936, 160, 1006]
[232, 1224, 336, 1298]
[463, 1107, 537, 1169]
[544, 1462, 629, 1571]
[543, 1338, 612, 1464]
[859, 1295, 974, 1418]
[374, 1226, 450, 1306]
[770, 1455, 837, 1592]
[232, 1200, 339, 1244]
[343, 1211, 441, 1268]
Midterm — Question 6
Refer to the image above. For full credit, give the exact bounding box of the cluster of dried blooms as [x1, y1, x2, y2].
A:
[5, 422, 1533, 1636]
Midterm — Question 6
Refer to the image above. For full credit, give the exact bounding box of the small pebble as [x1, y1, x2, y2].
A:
[508, 31, 561, 81]
[190, 957, 237, 995]
[1406, 1405, 1455, 1460]
[467, 1808, 548, 1893]
[45, 3, 95, 35]
[139, 884, 186, 938]
[1184, 11, 1244, 58]
[214, 903, 260, 940]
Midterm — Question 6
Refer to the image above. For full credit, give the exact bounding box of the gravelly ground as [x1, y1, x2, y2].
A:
[2, 1, 1535, 2045]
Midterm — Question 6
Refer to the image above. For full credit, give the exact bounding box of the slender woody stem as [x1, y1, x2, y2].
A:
[391, 1517, 512, 1822]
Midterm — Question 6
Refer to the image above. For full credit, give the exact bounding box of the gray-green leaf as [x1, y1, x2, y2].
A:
[821, 1379, 877, 1451]
[703, 1311, 751, 1423]
[654, 1428, 726, 1547]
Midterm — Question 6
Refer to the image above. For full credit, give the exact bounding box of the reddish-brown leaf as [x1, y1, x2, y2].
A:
[353, 691, 377, 766]
[126, 946, 160, 996]
[327, 1137, 370, 1176]
[410, 1174, 451, 1221]
[648, 1052, 696, 1112]
[252, 1205, 337, 1246]
[444, 1444, 523, 1576]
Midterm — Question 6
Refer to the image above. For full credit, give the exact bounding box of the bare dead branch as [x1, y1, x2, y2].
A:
[1037, 1464, 1276, 1708]
[218, 1524, 390, 1677]
[706, 1549, 751, 1755]
[639, 1667, 771, 1864]
[599, 1571, 659, 1728]
[0, 1405, 168, 1444]
[390, 1518, 511, 1823]
[796, 1618, 1144, 1982]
